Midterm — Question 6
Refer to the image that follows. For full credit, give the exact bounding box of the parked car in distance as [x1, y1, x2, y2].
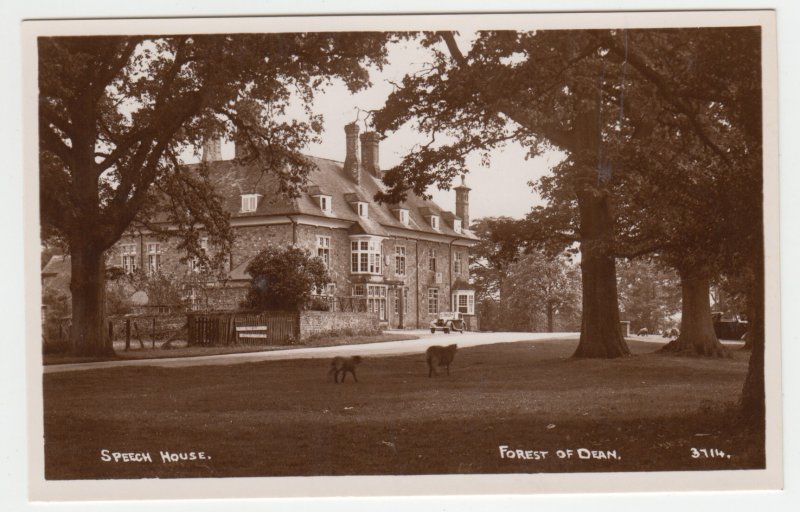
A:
[430, 312, 465, 334]
[712, 311, 748, 340]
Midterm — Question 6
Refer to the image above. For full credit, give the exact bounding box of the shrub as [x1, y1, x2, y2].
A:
[243, 246, 330, 311]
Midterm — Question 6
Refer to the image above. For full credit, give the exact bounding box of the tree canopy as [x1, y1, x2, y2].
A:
[374, 28, 764, 417]
[39, 33, 392, 355]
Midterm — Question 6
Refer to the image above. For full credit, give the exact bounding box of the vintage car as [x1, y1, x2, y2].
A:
[430, 312, 465, 334]
[712, 312, 748, 340]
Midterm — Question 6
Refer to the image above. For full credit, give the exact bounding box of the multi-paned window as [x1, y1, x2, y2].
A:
[241, 194, 260, 213]
[429, 248, 437, 272]
[367, 284, 387, 321]
[452, 291, 476, 315]
[453, 251, 463, 275]
[121, 244, 137, 274]
[316, 235, 331, 268]
[350, 238, 381, 274]
[189, 238, 208, 273]
[353, 284, 386, 320]
[428, 288, 439, 314]
[147, 243, 161, 276]
[394, 246, 406, 276]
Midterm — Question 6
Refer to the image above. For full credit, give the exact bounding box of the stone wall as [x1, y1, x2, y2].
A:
[202, 284, 249, 311]
[298, 310, 380, 339]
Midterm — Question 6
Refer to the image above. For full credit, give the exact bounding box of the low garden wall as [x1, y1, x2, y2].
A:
[298, 310, 380, 339]
[187, 309, 380, 346]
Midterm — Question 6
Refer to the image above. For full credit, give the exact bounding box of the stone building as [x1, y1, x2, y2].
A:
[111, 123, 479, 329]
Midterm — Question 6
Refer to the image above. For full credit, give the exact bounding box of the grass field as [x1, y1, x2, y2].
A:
[42, 337, 763, 479]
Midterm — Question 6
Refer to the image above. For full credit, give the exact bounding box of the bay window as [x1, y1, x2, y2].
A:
[350, 237, 382, 274]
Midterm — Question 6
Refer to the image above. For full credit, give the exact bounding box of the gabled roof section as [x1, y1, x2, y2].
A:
[192, 155, 478, 241]
[42, 254, 70, 279]
[343, 191, 369, 203]
[306, 185, 328, 197]
[349, 217, 389, 237]
[228, 258, 252, 281]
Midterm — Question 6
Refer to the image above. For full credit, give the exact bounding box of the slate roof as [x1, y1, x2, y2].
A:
[193, 155, 478, 241]
[41, 254, 70, 279]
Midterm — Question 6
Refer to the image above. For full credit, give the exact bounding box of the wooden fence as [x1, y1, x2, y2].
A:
[187, 311, 298, 346]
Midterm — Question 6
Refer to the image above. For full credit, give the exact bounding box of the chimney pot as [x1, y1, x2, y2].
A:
[360, 132, 381, 177]
[344, 123, 361, 184]
[455, 175, 471, 228]
[201, 137, 222, 162]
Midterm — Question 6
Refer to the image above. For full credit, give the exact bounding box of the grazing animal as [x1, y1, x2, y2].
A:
[637, 328, 649, 336]
[426, 344, 458, 377]
[329, 356, 362, 383]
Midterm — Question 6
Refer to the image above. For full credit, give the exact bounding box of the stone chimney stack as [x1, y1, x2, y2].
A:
[201, 137, 222, 162]
[454, 175, 471, 228]
[344, 122, 361, 184]
[360, 131, 380, 177]
[234, 133, 252, 160]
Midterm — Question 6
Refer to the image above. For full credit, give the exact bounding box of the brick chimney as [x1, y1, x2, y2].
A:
[360, 131, 380, 177]
[344, 122, 361, 184]
[454, 175, 471, 228]
[234, 133, 252, 160]
[201, 136, 222, 162]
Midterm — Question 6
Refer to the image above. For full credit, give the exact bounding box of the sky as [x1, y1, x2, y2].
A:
[216, 37, 564, 221]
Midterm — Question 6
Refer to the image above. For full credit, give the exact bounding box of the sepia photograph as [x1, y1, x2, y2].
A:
[17, 7, 785, 504]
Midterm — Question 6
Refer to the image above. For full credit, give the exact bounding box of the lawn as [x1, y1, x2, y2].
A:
[42, 337, 763, 479]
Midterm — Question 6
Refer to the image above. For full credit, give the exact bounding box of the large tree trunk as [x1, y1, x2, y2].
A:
[69, 246, 114, 357]
[546, 300, 555, 333]
[740, 246, 765, 425]
[662, 267, 728, 357]
[572, 179, 630, 359]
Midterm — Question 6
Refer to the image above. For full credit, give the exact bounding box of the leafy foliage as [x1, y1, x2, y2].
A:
[469, 217, 533, 302]
[243, 246, 330, 311]
[616, 258, 681, 333]
[375, 29, 762, 361]
[39, 33, 393, 354]
[469, 218, 581, 332]
[500, 252, 582, 332]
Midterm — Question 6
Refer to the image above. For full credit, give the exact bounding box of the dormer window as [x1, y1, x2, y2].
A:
[357, 202, 369, 218]
[430, 215, 440, 231]
[454, 219, 462, 234]
[319, 195, 333, 214]
[241, 194, 261, 213]
[398, 209, 409, 226]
